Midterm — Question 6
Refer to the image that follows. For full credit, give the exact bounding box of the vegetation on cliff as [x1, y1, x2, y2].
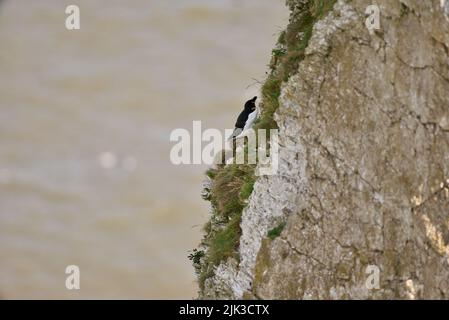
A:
[189, 0, 338, 295]
[257, 0, 337, 130]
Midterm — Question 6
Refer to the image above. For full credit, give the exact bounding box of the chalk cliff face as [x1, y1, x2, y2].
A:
[201, 0, 449, 299]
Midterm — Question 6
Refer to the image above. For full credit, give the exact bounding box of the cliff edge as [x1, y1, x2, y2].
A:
[195, 0, 449, 299]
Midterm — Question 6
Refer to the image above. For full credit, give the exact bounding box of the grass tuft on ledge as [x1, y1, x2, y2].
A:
[192, 164, 256, 291]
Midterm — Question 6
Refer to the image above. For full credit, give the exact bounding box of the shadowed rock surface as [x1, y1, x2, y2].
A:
[201, 0, 449, 299]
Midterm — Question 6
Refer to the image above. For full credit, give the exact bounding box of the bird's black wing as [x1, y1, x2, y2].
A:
[235, 110, 250, 128]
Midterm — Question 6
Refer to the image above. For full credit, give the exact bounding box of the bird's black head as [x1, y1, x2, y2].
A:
[244, 96, 257, 111]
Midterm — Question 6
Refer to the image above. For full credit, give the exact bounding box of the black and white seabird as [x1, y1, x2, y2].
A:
[228, 96, 258, 141]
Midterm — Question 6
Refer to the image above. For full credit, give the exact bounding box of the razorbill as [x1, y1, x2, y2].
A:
[236, 106, 258, 139]
[228, 96, 257, 141]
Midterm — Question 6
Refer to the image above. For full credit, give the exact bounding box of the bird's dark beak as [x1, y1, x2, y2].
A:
[252, 96, 257, 102]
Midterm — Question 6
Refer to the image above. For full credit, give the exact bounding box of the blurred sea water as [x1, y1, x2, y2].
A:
[0, 0, 287, 298]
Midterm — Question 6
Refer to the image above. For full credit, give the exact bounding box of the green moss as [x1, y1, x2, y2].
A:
[206, 168, 217, 179]
[272, 48, 287, 58]
[267, 222, 286, 240]
[256, 76, 282, 130]
[400, 3, 409, 17]
[207, 216, 242, 266]
[311, 0, 338, 18]
[357, 252, 370, 265]
[240, 177, 256, 200]
[336, 260, 353, 280]
[203, 220, 212, 235]
[277, 30, 286, 46]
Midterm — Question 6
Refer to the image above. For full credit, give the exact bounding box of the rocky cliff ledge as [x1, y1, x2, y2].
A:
[195, 0, 449, 299]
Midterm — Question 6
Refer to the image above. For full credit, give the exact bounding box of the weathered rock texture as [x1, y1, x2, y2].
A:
[203, 0, 449, 299]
